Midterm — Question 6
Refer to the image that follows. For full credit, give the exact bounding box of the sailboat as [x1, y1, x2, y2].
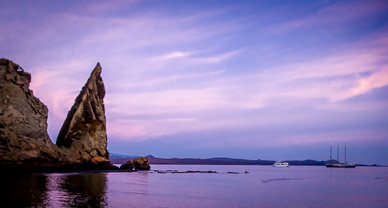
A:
[325, 145, 356, 168]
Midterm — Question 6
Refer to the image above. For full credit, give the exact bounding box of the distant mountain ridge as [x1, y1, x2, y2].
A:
[110, 153, 339, 166]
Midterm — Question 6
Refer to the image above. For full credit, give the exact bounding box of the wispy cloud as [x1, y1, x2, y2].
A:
[158, 51, 191, 60]
[190, 49, 242, 64]
[270, 0, 388, 33]
[351, 66, 388, 96]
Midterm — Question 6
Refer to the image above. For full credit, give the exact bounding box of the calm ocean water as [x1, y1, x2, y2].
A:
[2, 165, 388, 208]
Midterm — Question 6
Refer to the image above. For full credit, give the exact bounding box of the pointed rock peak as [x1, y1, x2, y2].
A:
[82, 62, 105, 100]
[95, 62, 101, 69]
[90, 62, 102, 79]
[56, 62, 109, 164]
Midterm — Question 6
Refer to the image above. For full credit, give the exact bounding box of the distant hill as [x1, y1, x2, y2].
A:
[110, 153, 331, 166]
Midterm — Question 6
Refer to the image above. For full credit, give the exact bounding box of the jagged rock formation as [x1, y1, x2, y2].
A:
[56, 63, 109, 165]
[0, 58, 111, 170]
[0, 59, 59, 164]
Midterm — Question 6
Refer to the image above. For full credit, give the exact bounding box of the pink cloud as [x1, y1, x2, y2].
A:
[351, 65, 388, 96]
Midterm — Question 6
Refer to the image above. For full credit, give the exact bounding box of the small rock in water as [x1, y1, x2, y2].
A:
[120, 160, 135, 170]
[133, 157, 151, 170]
[227, 171, 239, 174]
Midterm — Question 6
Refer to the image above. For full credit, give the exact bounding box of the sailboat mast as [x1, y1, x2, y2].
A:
[337, 145, 339, 162]
[330, 145, 332, 161]
[345, 145, 347, 163]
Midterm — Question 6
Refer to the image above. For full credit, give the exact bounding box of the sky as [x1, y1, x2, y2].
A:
[1, 0, 388, 165]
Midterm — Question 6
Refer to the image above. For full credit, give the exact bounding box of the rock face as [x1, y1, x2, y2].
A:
[56, 63, 109, 165]
[0, 58, 111, 169]
[0, 59, 59, 163]
[133, 157, 151, 170]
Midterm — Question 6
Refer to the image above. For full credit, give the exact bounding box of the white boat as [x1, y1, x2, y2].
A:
[273, 161, 289, 167]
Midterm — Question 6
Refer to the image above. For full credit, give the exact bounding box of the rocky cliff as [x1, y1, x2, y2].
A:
[56, 63, 109, 165]
[0, 58, 110, 169]
[0, 59, 60, 164]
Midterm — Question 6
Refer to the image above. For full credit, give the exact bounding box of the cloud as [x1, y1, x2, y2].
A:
[80, 0, 140, 14]
[245, 48, 388, 103]
[190, 49, 242, 64]
[156, 49, 241, 63]
[351, 66, 388, 96]
[103, 38, 388, 141]
[158, 51, 191, 60]
[270, 0, 388, 33]
[107, 116, 199, 141]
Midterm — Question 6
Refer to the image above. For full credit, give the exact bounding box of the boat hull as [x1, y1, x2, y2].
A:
[273, 165, 289, 167]
[325, 163, 356, 168]
[273, 161, 289, 167]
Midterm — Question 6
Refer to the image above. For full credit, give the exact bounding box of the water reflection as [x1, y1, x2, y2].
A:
[106, 172, 150, 207]
[47, 173, 108, 207]
[1, 173, 108, 208]
[2, 166, 388, 208]
[1, 174, 49, 207]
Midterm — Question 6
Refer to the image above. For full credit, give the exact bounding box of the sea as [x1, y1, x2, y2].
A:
[2, 165, 388, 208]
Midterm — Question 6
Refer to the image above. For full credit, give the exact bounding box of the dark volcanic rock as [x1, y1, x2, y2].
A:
[0, 59, 60, 163]
[133, 157, 151, 170]
[120, 160, 135, 170]
[56, 63, 109, 165]
[0, 58, 112, 171]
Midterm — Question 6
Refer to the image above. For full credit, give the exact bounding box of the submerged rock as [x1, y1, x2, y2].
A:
[56, 63, 109, 165]
[133, 157, 151, 170]
[0, 59, 60, 163]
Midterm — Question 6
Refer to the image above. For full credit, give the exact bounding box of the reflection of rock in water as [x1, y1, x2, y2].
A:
[0, 173, 108, 207]
[0, 175, 48, 207]
[59, 173, 108, 207]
